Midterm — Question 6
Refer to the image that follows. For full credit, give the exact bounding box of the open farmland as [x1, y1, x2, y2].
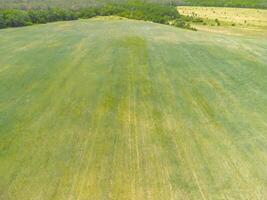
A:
[178, 6, 267, 36]
[0, 17, 267, 199]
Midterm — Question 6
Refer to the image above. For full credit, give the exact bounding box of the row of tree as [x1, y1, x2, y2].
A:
[0, 9, 78, 28]
[78, 2, 181, 24]
[0, 2, 195, 30]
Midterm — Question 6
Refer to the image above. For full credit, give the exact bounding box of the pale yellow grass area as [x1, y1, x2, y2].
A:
[91, 16, 127, 21]
[177, 6, 267, 36]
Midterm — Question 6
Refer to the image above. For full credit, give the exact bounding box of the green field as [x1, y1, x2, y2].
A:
[0, 17, 267, 199]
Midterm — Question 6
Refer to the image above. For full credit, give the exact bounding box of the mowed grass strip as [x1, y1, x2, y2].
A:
[0, 18, 267, 199]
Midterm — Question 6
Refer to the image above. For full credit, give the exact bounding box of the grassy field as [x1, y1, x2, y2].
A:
[178, 6, 267, 36]
[0, 18, 267, 199]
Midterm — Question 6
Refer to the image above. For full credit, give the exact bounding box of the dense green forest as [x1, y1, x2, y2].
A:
[0, 0, 266, 9]
[0, 2, 197, 30]
[185, 0, 267, 8]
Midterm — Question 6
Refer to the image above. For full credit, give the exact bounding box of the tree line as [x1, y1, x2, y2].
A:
[0, 2, 196, 30]
[0, 9, 78, 28]
[1, 0, 266, 10]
